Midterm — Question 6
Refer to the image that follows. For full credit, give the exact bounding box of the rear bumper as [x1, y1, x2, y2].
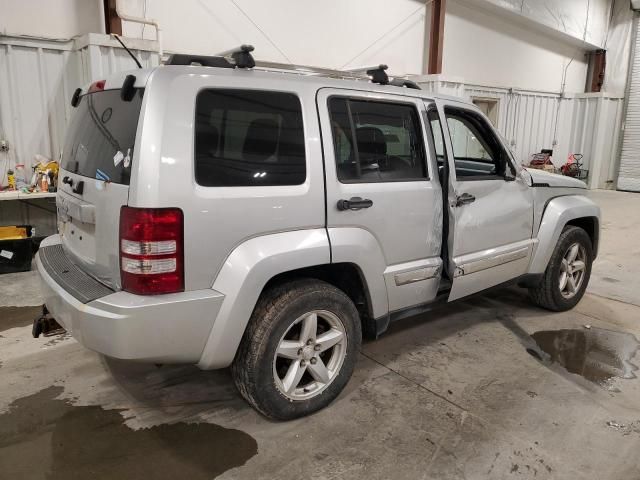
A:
[36, 238, 224, 364]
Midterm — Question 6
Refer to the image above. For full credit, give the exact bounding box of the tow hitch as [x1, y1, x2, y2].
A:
[32, 306, 66, 338]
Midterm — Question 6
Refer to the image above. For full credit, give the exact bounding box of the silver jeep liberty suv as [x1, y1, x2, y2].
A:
[36, 46, 600, 420]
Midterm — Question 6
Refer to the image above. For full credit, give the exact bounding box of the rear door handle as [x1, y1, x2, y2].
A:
[337, 197, 373, 211]
[455, 193, 476, 207]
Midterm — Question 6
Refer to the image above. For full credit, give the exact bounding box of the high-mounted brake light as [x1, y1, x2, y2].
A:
[88, 80, 106, 93]
[119, 207, 184, 295]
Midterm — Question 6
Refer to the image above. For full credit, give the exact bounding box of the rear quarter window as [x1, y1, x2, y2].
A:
[194, 89, 306, 187]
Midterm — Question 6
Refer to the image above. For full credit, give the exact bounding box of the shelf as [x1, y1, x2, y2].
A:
[0, 191, 57, 201]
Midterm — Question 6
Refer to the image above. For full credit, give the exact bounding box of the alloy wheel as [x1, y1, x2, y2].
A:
[559, 242, 587, 299]
[273, 310, 347, 401]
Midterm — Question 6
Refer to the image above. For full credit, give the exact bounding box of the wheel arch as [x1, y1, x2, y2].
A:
[528, 195, 601, 275]
[566, 216, 599, 256]
[196, 229, 386, 370]
[263, 262, 379, 338]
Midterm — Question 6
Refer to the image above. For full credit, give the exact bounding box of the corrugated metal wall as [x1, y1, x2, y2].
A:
[0, 34, 159, 175]
[0, 34, 158, 235]
[415, 76, 624, 189]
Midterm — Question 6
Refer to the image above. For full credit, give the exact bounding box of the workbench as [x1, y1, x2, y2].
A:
[0, 191, 57, 238]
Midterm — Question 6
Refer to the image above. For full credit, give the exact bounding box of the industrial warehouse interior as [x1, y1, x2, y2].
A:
[2, 0, 640, 478]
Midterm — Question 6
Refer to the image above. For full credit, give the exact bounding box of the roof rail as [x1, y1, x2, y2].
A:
[217, 44, 255, 68]
[164, 46, 420, 89]
[389, 78, 421, 90]
[165, 54, 234, 68]
[165, 44, 255, 69]
[344, 65, 389, 85]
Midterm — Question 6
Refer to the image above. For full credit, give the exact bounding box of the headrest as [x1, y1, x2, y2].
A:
[243, 118, 279, 162]
[355, 126, 386, 163]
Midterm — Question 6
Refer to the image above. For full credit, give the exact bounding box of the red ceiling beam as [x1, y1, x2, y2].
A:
[428, 0, 446, 74]
[103, 0, 123, 35]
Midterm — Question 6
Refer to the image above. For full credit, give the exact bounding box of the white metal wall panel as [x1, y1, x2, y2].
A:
[0, 34, 158, 175]
[415, 76, 624, 189]
[618, 15, 640, 191]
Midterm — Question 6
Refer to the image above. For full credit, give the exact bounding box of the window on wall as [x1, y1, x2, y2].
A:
[472, 98, 499, 126]
[194, 89, 306, 187]
[328, 97, 427, 183]
[445, 107, 508, 179]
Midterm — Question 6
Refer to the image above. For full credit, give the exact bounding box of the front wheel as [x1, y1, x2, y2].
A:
[528, 225, 593, 311]
[232, 279, 362, 420]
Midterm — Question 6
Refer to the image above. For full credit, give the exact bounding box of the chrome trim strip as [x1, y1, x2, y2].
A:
[458, 246, 529, 276]
[394, 265, 441, 286]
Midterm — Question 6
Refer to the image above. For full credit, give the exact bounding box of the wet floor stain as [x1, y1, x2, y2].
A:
[530, 327, 640, 387]
[0, 305, 43, 331]
[0, 386, 258, 479]
[601, 277, 621, 283]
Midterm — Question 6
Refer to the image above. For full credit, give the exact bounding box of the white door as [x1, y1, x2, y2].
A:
[317, 88, 443, 316]
[618, 14, 640, 192]
[433, 99, 534, 301]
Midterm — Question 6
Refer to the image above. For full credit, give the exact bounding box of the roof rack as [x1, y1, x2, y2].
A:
[164, 45, 420, 89]
[344, 65, 389, 85]
[165, 44, 256, 69]
[217, 44, 256, 69]
[253, 61, 420, 89]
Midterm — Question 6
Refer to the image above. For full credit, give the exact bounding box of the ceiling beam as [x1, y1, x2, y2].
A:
[103, 0, 123, 35]
[428, 0, 446, 74]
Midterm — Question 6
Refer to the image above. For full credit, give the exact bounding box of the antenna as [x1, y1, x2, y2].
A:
[111, 34, 143, 69]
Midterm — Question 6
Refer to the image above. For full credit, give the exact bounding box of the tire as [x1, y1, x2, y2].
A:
[528, 225, 593, 312]
[232, 278, 362, 420]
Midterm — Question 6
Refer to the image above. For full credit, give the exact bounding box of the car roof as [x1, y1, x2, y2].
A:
[96, 64, 472, 106]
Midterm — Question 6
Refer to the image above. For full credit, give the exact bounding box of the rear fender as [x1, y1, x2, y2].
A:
[197, 229, 330, 370]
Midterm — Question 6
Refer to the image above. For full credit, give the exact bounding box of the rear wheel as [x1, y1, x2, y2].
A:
[232, 279, 361, 420]
[529, 225, 593, 311]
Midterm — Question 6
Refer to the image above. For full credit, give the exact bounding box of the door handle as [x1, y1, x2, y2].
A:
[337, 197, 373, 211]
[455, 193, 476, 207]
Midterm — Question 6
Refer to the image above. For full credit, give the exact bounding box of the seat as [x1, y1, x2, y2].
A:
[355, 126, 386, 166]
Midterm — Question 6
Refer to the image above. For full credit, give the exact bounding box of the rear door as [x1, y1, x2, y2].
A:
[318, 88, 443, 315]
[57, 86, 144, 289]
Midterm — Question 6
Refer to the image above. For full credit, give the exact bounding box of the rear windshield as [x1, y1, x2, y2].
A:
[61, 89, 144, 185]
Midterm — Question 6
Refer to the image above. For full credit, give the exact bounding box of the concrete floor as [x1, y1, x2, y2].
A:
[1, 189, 640, 479]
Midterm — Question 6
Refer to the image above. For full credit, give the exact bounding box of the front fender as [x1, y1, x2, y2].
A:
[197, 229, 330, 370]
[528, 195, 601, 275]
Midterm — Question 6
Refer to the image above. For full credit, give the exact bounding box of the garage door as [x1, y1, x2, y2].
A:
[619, 15, 640, 191]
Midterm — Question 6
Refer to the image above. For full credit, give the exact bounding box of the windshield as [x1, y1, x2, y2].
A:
[61, 89, 144, 185]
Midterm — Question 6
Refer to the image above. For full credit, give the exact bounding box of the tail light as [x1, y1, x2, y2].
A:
[88, 80, 105, 93]
[119, 206, 184, 295]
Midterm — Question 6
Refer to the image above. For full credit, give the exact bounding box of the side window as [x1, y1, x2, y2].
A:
[444, 107, 507, 179]
[328, 97, 427, 183]
[195, 89, 306, 187]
